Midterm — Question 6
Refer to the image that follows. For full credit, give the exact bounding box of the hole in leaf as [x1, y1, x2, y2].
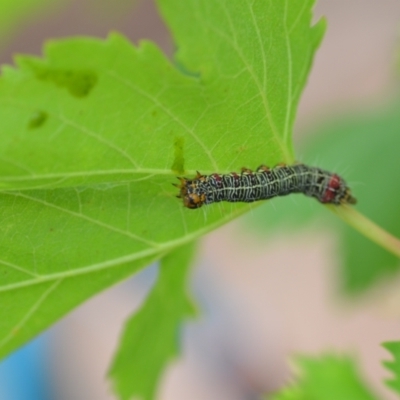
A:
[26, 60, 98, 98]
[171, 136, 185, 174]
[28, 110, 48, 129]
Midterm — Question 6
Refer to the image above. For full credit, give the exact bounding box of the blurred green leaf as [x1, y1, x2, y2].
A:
[248, 102, 400, 292]
[0, 0, 62, 47]
[0, 0, 325, 359]
[109, 243, 197, 400]
[270, 355, 379, 400]
[383, 341, 400, 395]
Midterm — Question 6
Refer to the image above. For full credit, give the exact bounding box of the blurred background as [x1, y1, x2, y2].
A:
[1, 0, 400, 399]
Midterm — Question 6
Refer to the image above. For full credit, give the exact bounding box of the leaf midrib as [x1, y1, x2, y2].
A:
[0, 202, 252, 293]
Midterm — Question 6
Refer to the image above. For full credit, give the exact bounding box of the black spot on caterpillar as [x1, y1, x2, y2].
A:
[175, 163, 357, 209]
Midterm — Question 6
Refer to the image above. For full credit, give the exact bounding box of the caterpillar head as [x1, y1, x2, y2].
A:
[176, 173, 207, 209]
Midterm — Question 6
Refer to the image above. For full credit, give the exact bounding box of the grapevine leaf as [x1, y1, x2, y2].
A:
[383, 341, 400, 395]
[0, 0, 324, 358]
[156, 0, 326, 165]
[109, 243, 197, 400]
[270, 355, 379, 400]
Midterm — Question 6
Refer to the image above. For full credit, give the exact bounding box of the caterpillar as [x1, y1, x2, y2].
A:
[176, 163, 356, 209]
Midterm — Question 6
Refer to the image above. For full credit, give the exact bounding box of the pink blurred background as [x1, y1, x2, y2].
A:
[1, 0, 400, 399]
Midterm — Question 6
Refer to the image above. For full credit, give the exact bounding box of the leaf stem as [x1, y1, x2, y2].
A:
[328, 205, 400, 258]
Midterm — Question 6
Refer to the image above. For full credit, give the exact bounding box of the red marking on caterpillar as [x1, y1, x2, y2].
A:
[176, 163, 357, 209]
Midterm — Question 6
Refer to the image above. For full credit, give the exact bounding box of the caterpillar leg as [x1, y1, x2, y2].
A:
[256, 165, 270, 172]
[241, 167, 253, 174]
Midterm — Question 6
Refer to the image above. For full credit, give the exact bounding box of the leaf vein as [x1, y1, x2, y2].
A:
[0, 278, 63, 349]
[106, 70, 219, 170]
[4, 191, 159, 248]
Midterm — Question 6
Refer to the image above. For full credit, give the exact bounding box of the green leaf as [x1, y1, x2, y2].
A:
[109, 243, 197, 400]
[157, 0, 326, 165]
[0, 0, 324, 358]
[247, 102, 400, 292]
[383, 341, 400, 395]
[270, 355, 379, 400]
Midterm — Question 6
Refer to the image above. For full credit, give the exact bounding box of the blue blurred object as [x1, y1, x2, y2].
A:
[0, 333, 53, 400]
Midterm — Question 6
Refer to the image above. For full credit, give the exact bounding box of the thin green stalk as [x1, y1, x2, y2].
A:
[328, 204, 400, 258]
